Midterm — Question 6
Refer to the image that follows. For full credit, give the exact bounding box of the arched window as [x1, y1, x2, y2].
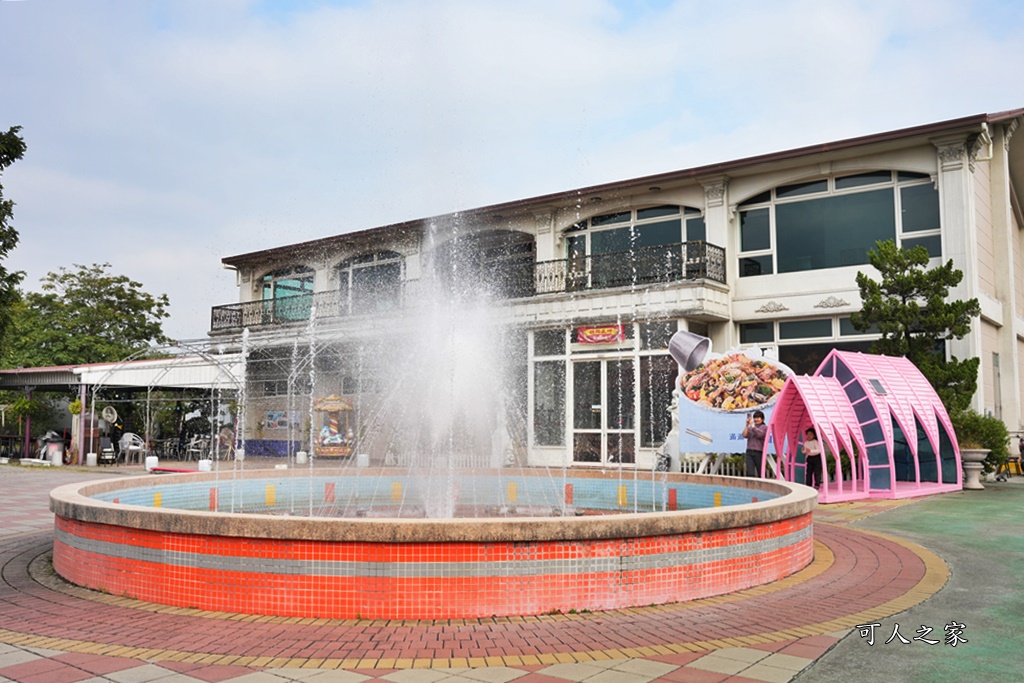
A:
[563, 205, 705, 288]
[261, 266, 314, 321]
[337, 251, 403, 315]
[737, 171, 939, 277]
[432, 230, 536, 299]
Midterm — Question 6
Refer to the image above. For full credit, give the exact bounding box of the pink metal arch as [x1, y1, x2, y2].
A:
[764, 350, 962, 501]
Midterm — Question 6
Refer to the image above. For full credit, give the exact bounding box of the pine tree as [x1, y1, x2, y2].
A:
[851, 240, 981, 412]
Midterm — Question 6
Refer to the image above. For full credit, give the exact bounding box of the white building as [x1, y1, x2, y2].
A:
[211, 109, 1024, 468]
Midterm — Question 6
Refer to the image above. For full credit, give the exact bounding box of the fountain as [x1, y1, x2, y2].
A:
[49, 229, 816, 619]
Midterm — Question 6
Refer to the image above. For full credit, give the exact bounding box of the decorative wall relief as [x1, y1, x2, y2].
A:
[755, 301, 789, 313]
[814, 295, 850, 309]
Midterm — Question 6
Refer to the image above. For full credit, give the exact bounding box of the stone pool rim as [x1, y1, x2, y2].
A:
[50, 467, 817, 543]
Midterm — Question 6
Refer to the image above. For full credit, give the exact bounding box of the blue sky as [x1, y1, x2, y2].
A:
[1, 0, 1022, 341]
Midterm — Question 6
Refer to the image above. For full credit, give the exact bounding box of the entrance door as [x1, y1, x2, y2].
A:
[572, 359, 635, 464]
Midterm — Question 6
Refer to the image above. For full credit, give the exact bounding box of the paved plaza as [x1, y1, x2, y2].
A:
[1, 461, 1020, 682]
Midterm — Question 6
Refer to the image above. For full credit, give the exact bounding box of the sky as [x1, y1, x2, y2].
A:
[1, 0, 1022, 342]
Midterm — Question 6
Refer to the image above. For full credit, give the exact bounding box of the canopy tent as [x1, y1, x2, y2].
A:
[0, 350, 242, 463]
[75, 355, 242, 390]
[765, 349, 961, 501]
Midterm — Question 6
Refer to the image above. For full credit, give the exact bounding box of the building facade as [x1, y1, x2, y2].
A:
[211, 110, 1024, 468]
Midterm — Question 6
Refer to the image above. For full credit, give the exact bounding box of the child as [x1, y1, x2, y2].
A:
[802, 427, 822, 488]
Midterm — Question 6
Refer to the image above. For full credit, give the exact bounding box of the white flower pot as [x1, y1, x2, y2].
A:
[961, 448, 990, 490]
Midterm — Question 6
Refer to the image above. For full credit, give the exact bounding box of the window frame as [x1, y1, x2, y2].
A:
[336, 250, 404, 315]
[737, 171, 940, 278]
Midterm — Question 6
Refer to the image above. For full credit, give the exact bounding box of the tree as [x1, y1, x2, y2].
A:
[851, 240, 981, 413]
[3, 263, 171, 368]
[0, 126, 27, 347]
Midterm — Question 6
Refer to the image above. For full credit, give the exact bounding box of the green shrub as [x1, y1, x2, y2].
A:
[951, 409, 1009, 472]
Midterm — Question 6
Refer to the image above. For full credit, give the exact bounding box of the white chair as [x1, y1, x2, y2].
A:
[119, 433, 146, 465]
[185, 434, 209, 461]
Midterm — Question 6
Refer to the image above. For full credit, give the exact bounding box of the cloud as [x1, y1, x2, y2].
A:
[1, 0, 1022, 341]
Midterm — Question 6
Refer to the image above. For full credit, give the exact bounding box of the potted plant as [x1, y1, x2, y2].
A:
[951, 409, 1009, 490]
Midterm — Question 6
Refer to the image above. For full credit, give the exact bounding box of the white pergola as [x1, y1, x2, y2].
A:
[0, 347, 243, 463]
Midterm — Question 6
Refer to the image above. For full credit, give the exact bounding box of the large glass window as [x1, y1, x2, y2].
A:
[640, 355, 674, 447]
[738, 171, 940, 277]
[739, 317, 878, 375]
[534, 361, 565, 446]
[261, 266, 314, 321]
[337, 251, 403, 315]
[776, 189, 895, 272]
[433, 230, 536, 299]
[565, 205, 706, 288]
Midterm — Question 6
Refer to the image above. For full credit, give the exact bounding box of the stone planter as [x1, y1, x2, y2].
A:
[961, 448, 990, 490]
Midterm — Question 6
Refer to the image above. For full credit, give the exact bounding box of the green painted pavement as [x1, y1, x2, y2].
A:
[801, 478, 1024, 682]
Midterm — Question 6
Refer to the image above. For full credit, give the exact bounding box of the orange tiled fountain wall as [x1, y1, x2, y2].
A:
[50, 471, 816, 619]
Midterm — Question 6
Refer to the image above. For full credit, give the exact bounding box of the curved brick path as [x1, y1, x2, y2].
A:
[1, 524, 940, 663]
[0, 466, 948, 682]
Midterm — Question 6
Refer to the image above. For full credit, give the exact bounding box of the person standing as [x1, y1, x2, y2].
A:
[802, 427, 822, 488]
[742, 410, 767, 477]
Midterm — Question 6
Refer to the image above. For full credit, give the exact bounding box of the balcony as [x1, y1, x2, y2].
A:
[211, 241, 726, 333]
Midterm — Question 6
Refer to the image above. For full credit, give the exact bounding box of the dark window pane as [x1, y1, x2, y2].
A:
[739, 190, 771, 206]
[778, 340, 873, 375]
[683, 206, 702, 215]
[351, 261, 401, 313]
[897, 171, 930, 182]
[637, 205, 679, 220]
[776, 189, 896, 273]
[591, 211, 631, 227]
[640, 321, 676, 350]
[534, 329, 565, 356]
[606, 359, 634, 430]
[776, 179, 828, 199]
[740, 208, 770, 251]
[685, 216, 706, 242]
[779, 319, 833, 340]
[573, 361, 602, 429]
[534, 361, 565, 446]
[900, 183, 940, 232]
[901, 234, 942, 257]
[591, 227, 631, 254]
[566, 234, 588, 290]
[338, 272, 350, 313]
[740, 322, 774, 344]
[634, 219, 681, 247]
[573, 433, 601, 462]
[739, 255, 773, 277]
[607, 433, 635, 464]
[567, 234, 586, 259]
[840, 317, 879, 336]
[835, 171, 892, 189]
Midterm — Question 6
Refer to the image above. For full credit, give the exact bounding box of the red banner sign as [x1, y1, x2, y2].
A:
[577, 324, 625, 344]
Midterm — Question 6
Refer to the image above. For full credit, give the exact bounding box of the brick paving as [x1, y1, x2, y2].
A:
[0, 463, 949, 682]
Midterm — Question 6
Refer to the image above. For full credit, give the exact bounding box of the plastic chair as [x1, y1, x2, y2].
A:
[119, 433, 146, 465]
[185, 434, 209, 461]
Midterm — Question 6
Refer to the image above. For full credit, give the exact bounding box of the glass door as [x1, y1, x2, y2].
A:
[572, 359, 635, 464]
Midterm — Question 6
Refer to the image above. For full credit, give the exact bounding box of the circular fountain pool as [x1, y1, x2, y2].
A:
[50, 469, 815, 619]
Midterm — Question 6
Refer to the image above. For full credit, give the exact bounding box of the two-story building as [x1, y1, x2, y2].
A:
[211, 109, 1024, 469]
